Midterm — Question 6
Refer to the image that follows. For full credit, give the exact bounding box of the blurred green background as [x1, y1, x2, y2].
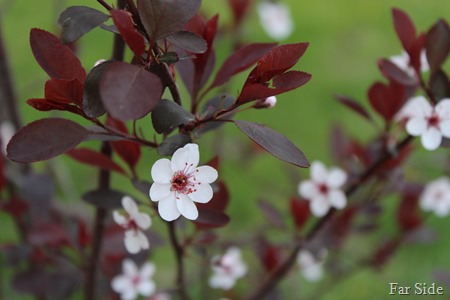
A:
[1, 0, 450, 299]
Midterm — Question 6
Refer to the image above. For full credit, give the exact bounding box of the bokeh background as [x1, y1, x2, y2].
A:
[1, 0, 450, 299]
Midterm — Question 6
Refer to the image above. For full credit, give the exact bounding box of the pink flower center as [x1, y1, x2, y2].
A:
[427, 113, 440, 128]
[171, 163, 200, 198]
[122, 217, 139, 232]
[318, 183, 329, 195]
[131, 275, 140, 286]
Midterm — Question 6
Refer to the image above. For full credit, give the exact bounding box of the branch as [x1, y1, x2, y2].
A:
[168, 221, 190, 300]
[247, 135, 414, 300]
[152, 45, 182, 105]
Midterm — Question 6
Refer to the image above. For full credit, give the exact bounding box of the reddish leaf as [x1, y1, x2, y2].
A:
[368, 81, 406, 122]
[30, 28, 86, 82]
[26, 98, 84, 115]
[371, 238, 400, 268]
[100, 61, 163, 121]
[7, 118, 90, 163]
[193, 208, 230, 228]
[290, 197, 310, 230]
[195, 181, 229, 229]
[110, 9, 145, 57]
[1, 197, 29, 218]
[196, 181, 229, 212]
[66, 148, 126, 175]
[137, 0, 201, 44]
[397, 184, 422, 232]
[227, 0, 252, 25]
[237, 71, 311, 103]
[335, 94, 373, 122]
[77, 220, 91, 248]
[28, 222, 70, 247]
[210, 43, 277, 89]
[426, 19, 450, 73]
[106, 116, 141, 170]
[166, 31, 207, 54]
[262, 244, 281, 273]
[235, 120, 309, 167]
[377, 59, 417, 86]
[392, 8, 416, 52]
[45, 78, 83, 105]
[250, 43, 309, 83]
[58, 6, 109, 43]
[258, 199, 286, 229]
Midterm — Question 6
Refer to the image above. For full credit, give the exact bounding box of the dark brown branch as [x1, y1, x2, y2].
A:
[168, 221, 190, 300]
[247, 135, 414, 300]
[152, 46, 182, 105]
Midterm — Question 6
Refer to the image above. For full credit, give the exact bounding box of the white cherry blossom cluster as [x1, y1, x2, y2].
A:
[420, 177, 450, 217]
[297, 249, 327, 282]
[112, 259, 156, 300]
[257, 1, 293, 40]
[298, 161, 348, 217]
[209, 247, 248, 290]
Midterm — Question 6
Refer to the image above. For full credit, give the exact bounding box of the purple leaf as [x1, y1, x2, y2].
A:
[151, 99, 195, 134]
[193, 208, 230, 228]
[100, 61, 163, 121]
[82, 189, 126, 210]
[7, 118, 90, 163]
[58, 6, 109, 43]
[335, 94, 373, 122]
[166, 31, 207, 54]
[83, 60, 113, 118]
[378, 59, 418, 86]
[426, 19, 450, 73]
[392, 8, 416, 52]
[66, 148, 126, 175]
[368, 81, 406, 122]
[110, 9, 146, 57]
[258, 199, 286, 230]
[430, 70, 450, 101]
[234, 120, 309, 168]
[137, 0, 201, 43]
[157, 133, 191, 156]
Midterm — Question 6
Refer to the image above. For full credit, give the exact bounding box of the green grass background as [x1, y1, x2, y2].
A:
[1, 0, 450, 299]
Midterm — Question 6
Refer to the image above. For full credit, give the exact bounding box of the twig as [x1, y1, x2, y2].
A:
[247, 135, 414, 300]
[168, 221, 190, 300]
[152, 45, 182, 105]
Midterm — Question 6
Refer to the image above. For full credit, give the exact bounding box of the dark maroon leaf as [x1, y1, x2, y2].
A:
[430, 70, 450, 101]
[261, 244, 281, 273]
[82, 189, 126, 209]
[151, 99, 195, 134]
[234, 120, 309, 167]
[30, 28, 86, 82]
[99, 23, 119, 34]
[196, 181, 229, 212]
[82, 60, 113, 118]
[397, 187, 422, 232]
[371, 238, 400, 268]
[378, 59, 417, 86]
[110, 9, 146, 57]
[193, 208, 230, 228]
[45, 78, 83, 105]
[106, 116, 141, 170]
[210, 42, 277, 88]
[137, 0, 201, 43]
[197, 95, 235, 134]
[335, 94, 373, 122]
[58, 6, 109, 43]
[7, 118, 90, 163]
[166, 31, 207, 54]
[26, 98, 67, 111]
[100, 61, 163, 121]
[66, 148, 126, 175]
[227, 0, 252, 25]
[258, 199, 286, 229]
[290, 197, 310, 230]
[368, 81, 406, 122]
[392, 8, 416, 52]
[426, 19, 450, 73]
[157, 133, 191, 156]
[250, 43, 309, 83]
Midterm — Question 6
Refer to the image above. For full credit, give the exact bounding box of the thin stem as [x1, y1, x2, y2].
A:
[152, 45, 182, 105]
[97, 0, 113, 11]
[168, 221, 190, 300]
[247, 135, 414, 300]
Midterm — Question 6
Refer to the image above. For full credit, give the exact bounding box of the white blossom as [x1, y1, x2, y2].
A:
[420, 177, 450, 217]
[112, 259, 156, 300]
[297, 249, 327, 282]
[263, 96, 277, 108]
[149, 143, 218, 221]
[397, 96, 450, 150]
[113, 196, 151, 254]
[209, 247, 248, 290]
[298, 161, 347, 217]
[0, 121, 14, 157]
[389, 50, 429, 77]
[257, 1, 293, 40]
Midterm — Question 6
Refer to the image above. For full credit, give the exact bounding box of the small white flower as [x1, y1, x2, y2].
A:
[209, 247, 248, 290]
[298, 161, 347, 217]
[149, 143, 218, 221]
[112, 259, 156, 300]
[389, 50, 429, 77]
[263, 96, 277, 108]
[0, 121, 15, 157]
[113, 196, 151, 254]
[398, 96, 450, 150]
[257, 1, 293, 40]
[420, 177, 450, 217]
[297, 249, 327, 282]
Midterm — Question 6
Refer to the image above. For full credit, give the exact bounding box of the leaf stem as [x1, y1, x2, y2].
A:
[168, 221, 190, 300]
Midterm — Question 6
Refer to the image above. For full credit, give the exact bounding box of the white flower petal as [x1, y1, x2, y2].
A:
[299, 181, 318, 199]
[195, 166, 218, 183]
[328, 190, 347, 209]
[302, 264, 324, 282]
[439, 119, 450, 138]
[176, 194, 199, 220]
[310, 161, 328, 182]
[111, 275, 131, 293]
[209, 274, 236, 290]
[140, 262, 156, 279]
[151, 158, 173, 183]
[158, 194, 180, 221]
[113, 211, 127, 226]
[410, 96, 433, 116]
[436, 99, 450, 116]
[124, 230, 147, 254]
[137, 280, 156, 296]
[122, 196, 139, 215]
[326, 168, 347, 188]
[171, 144, 199, 172]
[421, 127, 442, 150]
[123, 259, 138, 277]
[134, 212, 151, 230]
[257, 2, 293, 40]
[420, 50, 429, 72]
[188, 183, 213, 203]
[149, 183, 171, 202]
[406, 117, 427, 136]
[309, 197, 330, 217]
[122, 289, 138, 300]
